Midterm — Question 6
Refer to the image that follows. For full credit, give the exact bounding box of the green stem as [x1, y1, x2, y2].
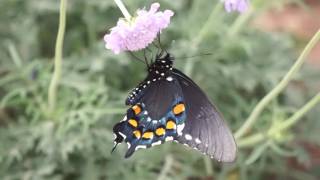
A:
[157, 155, 173, 180]
[193, 3, 223, 46]
[184, 3, 223, 76]
[269, 92, 320, 135]
[226, 7, 254, 38]
[204, 156, 214, 176]
[237, 133, 264, 148]
[235, 29, 320, 139]
[114, 0, 132, 21]
[238, 92, 320, 148]
[48, 0, 67, 115]
[8, 42, 22, 68]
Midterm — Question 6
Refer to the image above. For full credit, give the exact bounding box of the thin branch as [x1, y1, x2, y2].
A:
[235, 29, 320, 139]
[157, 155, 174, 180]
[238, 92, 320, 148]
[48, 0, 68, 115]
[114, 0, 132, 21]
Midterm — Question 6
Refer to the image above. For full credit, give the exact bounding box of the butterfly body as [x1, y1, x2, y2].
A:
[112, 52, 237, 162]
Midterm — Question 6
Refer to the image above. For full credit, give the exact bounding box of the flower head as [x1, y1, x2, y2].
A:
[104, 3, 174, 54]
[223, 0, 249, 13]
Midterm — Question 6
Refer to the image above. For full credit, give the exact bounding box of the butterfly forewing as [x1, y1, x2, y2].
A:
[173, 69, 237, 162]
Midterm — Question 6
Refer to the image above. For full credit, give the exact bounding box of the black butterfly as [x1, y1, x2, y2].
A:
[112, 52, 237, 162]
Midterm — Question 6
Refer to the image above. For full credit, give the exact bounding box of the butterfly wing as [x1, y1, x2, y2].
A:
[113, 52, 236, 161]
[173, 69, 237, 162]
[113, 75, 187, 158]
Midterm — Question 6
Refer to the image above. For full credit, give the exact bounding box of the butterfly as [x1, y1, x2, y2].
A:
[112, 51, 237, 162]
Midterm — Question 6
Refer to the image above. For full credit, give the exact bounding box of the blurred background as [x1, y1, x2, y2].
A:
[0, 0, 319, 179]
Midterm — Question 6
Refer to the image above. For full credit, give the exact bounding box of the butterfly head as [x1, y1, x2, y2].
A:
[148, 52, 174, 74]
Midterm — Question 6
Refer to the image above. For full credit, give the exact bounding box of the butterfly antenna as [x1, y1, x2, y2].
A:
[152, 42, 162, 56]
[175, 53, 213, 60]
[143, 49, 150, 68]
[128, 51, 145, 64]
[157, 33, 168, 55]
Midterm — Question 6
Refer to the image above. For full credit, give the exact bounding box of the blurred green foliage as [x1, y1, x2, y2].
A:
[0, 0, 319, 179]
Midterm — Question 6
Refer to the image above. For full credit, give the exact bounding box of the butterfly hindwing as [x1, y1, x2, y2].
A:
[173, 69, 237, 162]
[113, 75, 187, 158]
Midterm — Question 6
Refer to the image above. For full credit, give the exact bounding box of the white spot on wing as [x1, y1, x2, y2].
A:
[177, 123, 185, 136]
[166, 76, 173, 81]
[120, 115, 127, 122]
[195, 138, 201, 144]
[185, 134, 192, 140]
[165, 136, 174, 141]
[127, 142, 131, 149]
[135, 145, 146, 150]
[119, 132, 127, 139]
[152, 141, 162, 146]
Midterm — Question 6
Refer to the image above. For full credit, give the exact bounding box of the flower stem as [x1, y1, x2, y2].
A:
[269, 92, 320, 135]
[204, 156, 214, 176]
[235, 29, 320, 140]
[193, 3, 223, 46]
[184, 3, 223, 76]
[157, 155, 173, 180]
[238, 92, 320, 148]
[48, 0, 67, 115]
[227, 7, 254, 38]
[114, 0, 132, 21]
[237, 133, 264, 148]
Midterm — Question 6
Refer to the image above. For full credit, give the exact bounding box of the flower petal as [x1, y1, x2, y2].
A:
[104, 3, 174, 54]
[224, 0, 249, 13]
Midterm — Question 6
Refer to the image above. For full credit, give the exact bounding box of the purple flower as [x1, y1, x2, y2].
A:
[104, 3, 174, 54]
[224, 0, 249, 13]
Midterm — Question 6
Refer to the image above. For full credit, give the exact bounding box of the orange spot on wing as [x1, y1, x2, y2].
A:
[132, 105, 142, 115]
[166, 120, 176, 130]
[133, 130, 141, 139]
[155, 127, 165, 136]
[173, 103, 185, 115]
[128, 119, 138, 128]
[142, 131, 154, 139]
